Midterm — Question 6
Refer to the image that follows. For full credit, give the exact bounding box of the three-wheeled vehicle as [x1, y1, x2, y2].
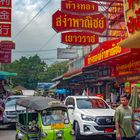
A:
[15, 96, 73, 140]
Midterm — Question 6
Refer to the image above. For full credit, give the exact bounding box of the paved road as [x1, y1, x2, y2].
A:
[0, 124, 113, 140]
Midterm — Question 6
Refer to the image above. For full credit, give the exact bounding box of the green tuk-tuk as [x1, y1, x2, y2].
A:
[15, 96, 73, 140]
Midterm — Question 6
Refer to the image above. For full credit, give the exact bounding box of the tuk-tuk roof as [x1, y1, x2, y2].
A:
[16, 96, 66, 111]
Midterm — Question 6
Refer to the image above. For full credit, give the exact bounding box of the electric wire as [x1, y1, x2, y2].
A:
[13, 0, 51, 40]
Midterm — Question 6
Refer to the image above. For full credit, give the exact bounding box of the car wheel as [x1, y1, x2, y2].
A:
[15, 134, 18, 140]
[75, 122, 81, 140]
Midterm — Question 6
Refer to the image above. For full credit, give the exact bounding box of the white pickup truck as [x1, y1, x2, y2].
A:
[64, 96, 116, 140]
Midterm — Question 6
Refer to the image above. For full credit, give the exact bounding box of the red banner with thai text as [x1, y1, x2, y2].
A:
[0, 41, 15, 49]
[52, 10, 106, 33]
[61, 0, 98, 14]
[84, 39, 130, 67]
[61, 32, 98, 46]
[0, 48, 11, 64]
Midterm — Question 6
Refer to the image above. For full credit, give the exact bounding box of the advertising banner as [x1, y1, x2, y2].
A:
[61, 32, 98, 46]
[0, 8, 11, 22]
[52, 10, 106, 33]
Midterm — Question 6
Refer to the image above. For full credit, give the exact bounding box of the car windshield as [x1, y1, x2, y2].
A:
[41, 109, 69, 126]
[76, 98, 109, 109]
[5, 99, 17, 107]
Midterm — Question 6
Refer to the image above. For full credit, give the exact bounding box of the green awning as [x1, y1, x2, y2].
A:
[0, 71, 17, 79]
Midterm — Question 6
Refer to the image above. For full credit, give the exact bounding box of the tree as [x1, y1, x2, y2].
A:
[4, 55, 47, 89]
[40, 61, 68, 82]
[4, 55, 68, 89]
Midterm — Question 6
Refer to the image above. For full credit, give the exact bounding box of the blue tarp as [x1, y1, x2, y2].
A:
[55, 89, 70, 95]
[37, 82, 54, 90]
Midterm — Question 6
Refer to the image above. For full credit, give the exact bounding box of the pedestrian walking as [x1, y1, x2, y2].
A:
[114, 94, 136, 140]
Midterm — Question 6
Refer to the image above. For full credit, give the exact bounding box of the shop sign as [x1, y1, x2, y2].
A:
[61, 0, 98, 13]
[0, 48, 11, 64]
[61, 32, 98, 46]
[0, 0, 11, 7]
[0, 40, 15, 49]
[124, 0, 140, 35]
[52, 10, 106, 33]
[0, 8, 11, 22]
[57, 48, 78, 59]
[113, 59, 140, 77]
[84, 39, 130, 67]
[0, 23, 11, 37]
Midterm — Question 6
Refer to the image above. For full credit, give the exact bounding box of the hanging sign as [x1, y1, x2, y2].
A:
[0, 41, 15, 49]
[0, 48, 11, 64]
[52, 10, 106, 33]
[61, 32, 98, 46]
[0, 23, 11, 37]
[0, 0, 12, 7]
[61, 0, 98, 13]
[0, 8, 11, 22]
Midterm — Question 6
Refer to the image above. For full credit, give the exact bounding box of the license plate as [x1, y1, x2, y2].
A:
[51, 123, 64, 129]
[104, 128, 113, 133]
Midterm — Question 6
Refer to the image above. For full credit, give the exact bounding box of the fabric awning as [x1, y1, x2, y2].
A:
[119, 31, 140, 48]
[0, 71, 17, 79]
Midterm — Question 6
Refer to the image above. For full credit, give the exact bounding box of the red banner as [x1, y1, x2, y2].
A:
[84, 39, 131, 67]
[0, 23, 11, 37]
[0, 8, 11, 22]
[0, 40, 15, 49]
[52, 10, 106, 33]
[0, 0, 12, 7]
[61, 0, 98, 13]
[0, 48, 11, 64]
[61, 32, 98, 46]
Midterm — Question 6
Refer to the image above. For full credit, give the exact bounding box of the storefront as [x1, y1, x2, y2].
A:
[84, 36, 140, 102]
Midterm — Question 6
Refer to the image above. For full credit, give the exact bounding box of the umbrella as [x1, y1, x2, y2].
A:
[129, 86, 140, 109]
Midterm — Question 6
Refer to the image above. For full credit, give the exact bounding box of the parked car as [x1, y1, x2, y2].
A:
[3, 95, 27, 124]
[64, 96, 116, 140]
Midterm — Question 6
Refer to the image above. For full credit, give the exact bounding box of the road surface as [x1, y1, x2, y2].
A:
[0, 124, 113, 140]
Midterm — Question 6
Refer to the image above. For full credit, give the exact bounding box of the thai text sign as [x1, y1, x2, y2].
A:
[0, 48, 11, 64]
[61, 32, 98, 46]
[0, 41, 15, 49]
[57, 48, 78, 59]
[124, 0, 140, 35]
[113, 59, 140, 77]
[84, 39, 130, 67]
[0, 8, 11, 22]
[0, 0, 11, 7]
[52, 10, 106, 33]
[0, 23, 11, 37]
[61, 0, 98, 13]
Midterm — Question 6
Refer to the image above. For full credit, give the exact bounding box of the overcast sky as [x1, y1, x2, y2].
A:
[10, 0, 66, 64]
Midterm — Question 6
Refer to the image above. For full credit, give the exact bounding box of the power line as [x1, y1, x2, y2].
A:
[13, 0, 52, 40]
[13, 49, 57, 53]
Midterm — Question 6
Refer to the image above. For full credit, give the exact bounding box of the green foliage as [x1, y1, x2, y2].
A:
[4, 55, 68, 89]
